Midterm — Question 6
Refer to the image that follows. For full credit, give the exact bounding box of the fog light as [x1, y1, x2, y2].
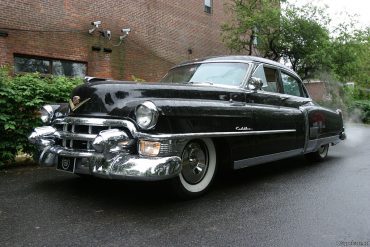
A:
[139, 140, 161, 157]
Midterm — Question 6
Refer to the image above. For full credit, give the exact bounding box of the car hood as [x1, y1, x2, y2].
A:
[67, 80, 245, 118]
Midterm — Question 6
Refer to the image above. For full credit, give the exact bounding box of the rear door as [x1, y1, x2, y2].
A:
[279, 70, 312, 148]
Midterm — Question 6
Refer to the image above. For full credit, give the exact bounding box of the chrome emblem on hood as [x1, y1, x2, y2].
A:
[69, 96, 91, 112]
[72, 96, 80, 105]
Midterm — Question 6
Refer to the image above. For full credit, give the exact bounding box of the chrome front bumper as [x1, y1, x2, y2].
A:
[38, 145, 182, 181]
[29, 122, 182, 181]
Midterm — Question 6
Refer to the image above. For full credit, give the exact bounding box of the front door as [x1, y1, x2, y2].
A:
[247, 64, 302, 157]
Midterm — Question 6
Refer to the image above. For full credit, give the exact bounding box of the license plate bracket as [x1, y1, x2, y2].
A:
[57, 157, 76, 173]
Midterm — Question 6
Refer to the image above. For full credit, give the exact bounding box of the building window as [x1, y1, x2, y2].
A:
[14, 55, 87, 77]
[204, 0, 212, 14]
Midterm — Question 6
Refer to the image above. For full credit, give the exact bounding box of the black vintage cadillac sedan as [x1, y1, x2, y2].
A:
[29, 56, 346, 198]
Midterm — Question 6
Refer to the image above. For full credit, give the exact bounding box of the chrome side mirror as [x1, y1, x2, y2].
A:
[248, 77, 263, 91]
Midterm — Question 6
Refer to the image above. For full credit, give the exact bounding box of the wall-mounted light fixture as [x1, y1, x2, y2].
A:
[89, 21, 101, 34]
[88, 20, 131, 48]
[100, 30, 111, 40]
[111, 28, 131, 46]
[120, 28, 131, 40]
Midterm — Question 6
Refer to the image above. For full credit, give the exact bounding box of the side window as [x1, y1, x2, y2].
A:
[281, 72, 304, 97]
[14, 55, 87, 77]
[251, 65, 279, 93]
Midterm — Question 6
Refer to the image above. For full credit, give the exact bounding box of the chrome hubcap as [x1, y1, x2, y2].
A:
[181, 142, 209, 184]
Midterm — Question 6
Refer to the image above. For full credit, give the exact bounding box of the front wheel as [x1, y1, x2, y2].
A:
[171, 138, 217, 199]
[305, 144, 329, 162]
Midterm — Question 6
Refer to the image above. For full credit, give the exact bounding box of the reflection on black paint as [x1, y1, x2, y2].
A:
[115, 91, 129, 99]
[105, 93, 114, 105]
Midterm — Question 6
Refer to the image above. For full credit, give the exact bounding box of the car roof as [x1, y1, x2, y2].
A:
[174, 55, 300, 79]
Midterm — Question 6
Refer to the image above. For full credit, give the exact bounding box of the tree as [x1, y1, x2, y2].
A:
[222, 1, 333, 79]
[331, 27, 370, 85]
[279, 4, 332, 79]
[221, 0, 282, 60]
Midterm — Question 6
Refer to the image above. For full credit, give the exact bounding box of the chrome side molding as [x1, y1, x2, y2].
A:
[137, 129, 296, 140]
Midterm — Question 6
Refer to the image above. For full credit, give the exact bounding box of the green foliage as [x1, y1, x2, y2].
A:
[331, 28, 370, 85]
[348, 100, 370, 123]
[280, 4, 332, 79]
[342, 86, 370, 123]
[222, 0, 281, 59]
[0, 67, 82, 165]
[222, 0, 369, 123]
[222, 1, 369, 84]
[221, 1, 332, 71]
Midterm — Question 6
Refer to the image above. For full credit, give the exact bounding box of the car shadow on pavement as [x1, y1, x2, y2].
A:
[32, 154, 342, 212]
[216, 154, 340, 185]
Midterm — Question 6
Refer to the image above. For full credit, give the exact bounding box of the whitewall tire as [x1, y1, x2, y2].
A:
[171, 138, 217, 198]
[305, 144, 329, 162]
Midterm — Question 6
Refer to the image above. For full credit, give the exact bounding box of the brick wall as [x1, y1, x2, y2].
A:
[0, 36, 7, 65]
[0, 0, 233, 81]
[304, 81, 328, 102]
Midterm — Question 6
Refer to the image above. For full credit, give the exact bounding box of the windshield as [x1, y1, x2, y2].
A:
[160, 62, 249, 87]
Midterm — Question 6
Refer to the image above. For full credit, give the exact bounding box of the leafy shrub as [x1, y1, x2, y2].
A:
[0, 67, 82, 165]
[341, 85, 370, 123]
[348, 100, 370, 124]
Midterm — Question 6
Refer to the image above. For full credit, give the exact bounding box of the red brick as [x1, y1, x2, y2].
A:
[0, 0, 233, 81]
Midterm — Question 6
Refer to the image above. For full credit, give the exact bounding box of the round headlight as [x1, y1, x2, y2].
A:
[135, 101, 159, 130]
[40, 105, 54, 124]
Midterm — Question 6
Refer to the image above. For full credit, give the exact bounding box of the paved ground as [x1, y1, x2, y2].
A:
[0, 124, 369, 247]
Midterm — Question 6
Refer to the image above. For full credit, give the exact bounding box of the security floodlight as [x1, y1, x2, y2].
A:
[120, 28, 131, 40]
[89, 21, 102, 34]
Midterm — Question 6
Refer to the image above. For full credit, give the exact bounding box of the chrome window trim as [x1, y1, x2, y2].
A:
[172, 60, 255, 68]
[137, 129, 296, 141]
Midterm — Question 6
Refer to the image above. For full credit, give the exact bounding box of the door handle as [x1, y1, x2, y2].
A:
[280, 96, 289, 101]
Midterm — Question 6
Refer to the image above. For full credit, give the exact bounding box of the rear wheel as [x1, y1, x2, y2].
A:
[171, 138, 217, 199]
[305, 144, 329, 162]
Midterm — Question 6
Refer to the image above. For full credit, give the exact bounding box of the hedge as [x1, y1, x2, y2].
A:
[348, 100, 370, 124]
[0, 67, 82, 165]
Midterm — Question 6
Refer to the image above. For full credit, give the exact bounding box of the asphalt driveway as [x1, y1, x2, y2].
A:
[1, 124, 369, 247]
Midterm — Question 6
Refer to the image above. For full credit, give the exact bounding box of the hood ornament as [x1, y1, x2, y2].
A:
[69, 96, 91, 112]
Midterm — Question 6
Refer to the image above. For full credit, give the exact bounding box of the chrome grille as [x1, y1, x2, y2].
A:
[53, 117, 137, 152]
